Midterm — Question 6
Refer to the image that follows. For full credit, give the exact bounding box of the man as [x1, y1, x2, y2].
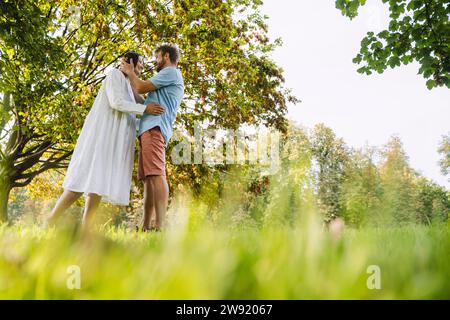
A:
[120, 44, 184, 232]
[47, 52, 164, 229]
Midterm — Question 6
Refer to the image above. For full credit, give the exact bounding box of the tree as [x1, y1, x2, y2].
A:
[262, 123, 314, 227]
[378, 135, 418, 225]
[310, 124, 350, 222]
[0, 0, 298, 222]
[335, 0, 450, 89]
[340, 146, 383, 227]
[0, 1, 73, 223]
[415, 177, 449, 224]
[438, 132, 450, 180]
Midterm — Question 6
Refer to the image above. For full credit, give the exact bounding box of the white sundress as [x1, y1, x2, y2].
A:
[63, 68, 147, 205]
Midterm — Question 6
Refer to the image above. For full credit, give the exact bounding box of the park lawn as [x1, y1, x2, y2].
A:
[0, 221, 449, 299]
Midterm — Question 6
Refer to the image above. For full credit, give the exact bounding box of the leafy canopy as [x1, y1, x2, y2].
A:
[336, 0, 450, 89]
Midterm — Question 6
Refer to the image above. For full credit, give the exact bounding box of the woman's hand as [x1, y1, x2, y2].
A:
[145, 102, 164, 115]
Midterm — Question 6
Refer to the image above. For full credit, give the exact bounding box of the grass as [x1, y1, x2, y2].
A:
[0, 216, 449, 299]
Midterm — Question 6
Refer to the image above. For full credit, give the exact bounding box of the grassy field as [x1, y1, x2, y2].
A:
[0, 216, 449, 299]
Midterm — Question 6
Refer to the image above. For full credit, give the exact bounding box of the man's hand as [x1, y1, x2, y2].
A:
[120, 57, 157, 94]
[145, 102, 164, 115]
[120, 57, 135, 76]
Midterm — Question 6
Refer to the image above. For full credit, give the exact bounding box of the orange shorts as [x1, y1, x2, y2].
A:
[138, 127, 166, 180]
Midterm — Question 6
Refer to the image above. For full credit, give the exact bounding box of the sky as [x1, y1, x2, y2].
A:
[261, 0, 450, 188]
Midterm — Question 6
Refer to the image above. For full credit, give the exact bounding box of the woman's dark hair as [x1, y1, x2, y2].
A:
[154, 44, 180, 64]
[123, 51, 143, 65]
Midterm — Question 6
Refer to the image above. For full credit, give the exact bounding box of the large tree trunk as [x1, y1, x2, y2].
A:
[0, 178, 11, 223]
[0, 92, 12, 223]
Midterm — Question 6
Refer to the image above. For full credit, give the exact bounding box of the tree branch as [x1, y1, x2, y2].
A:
[13, 140, 54, 172]
[11, 150, 73, 187]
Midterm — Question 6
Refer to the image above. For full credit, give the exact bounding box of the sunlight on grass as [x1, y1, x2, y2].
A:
[0, 218, 449, 299]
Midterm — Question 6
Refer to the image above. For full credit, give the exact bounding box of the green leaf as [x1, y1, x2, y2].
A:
[426, 79, 436, 90]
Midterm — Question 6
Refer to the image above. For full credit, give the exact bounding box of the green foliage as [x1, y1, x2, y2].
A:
[438, 132, 450, 179]
[0, 0, 298, 221]
[340, 147, 383, 227]
[415, 177, 449, 224]
[377, 136, 418, 225]
[339, 135, 449, 227]
[310, 124, 350, 222]
[261, 124, 314, 228]
[336, 0, 450, 89]
[165, 124, 449, 229]
[0, 0, 297, 144]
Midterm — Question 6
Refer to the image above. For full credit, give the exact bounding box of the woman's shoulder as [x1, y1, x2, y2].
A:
[106, 68, 126, 82]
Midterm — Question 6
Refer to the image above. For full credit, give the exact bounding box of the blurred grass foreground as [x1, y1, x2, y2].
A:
[1, 0, 450, 301]
[0, 215, 449, 299]
[1, 125, 449, 299]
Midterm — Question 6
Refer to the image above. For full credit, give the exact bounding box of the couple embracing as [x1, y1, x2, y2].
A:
[47, 44, 184, 232]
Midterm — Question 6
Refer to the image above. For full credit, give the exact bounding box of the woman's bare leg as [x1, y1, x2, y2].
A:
[82, 193, 102, 229]
[47, 190, 83, 226]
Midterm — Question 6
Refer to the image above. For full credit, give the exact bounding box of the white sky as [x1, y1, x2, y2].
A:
[262, 0, 450, 188]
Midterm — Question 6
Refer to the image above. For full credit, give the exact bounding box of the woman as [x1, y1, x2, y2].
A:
[47, 52, 164, 228]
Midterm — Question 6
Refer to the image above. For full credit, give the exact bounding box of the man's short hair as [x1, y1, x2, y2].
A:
[123, 51, 143, 65]
[154, 43, 180, 64]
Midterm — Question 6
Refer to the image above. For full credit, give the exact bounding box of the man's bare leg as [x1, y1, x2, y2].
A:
[150, 175, 169, 230]
[142, 177, 156, 230]
[47, 190, 83, 226]
[82, 193, 102, 229]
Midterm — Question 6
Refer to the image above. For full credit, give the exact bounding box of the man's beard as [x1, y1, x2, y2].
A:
[156, 58, 166, 72]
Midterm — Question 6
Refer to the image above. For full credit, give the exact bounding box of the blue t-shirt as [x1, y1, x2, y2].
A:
[139, 66, 184, 147]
